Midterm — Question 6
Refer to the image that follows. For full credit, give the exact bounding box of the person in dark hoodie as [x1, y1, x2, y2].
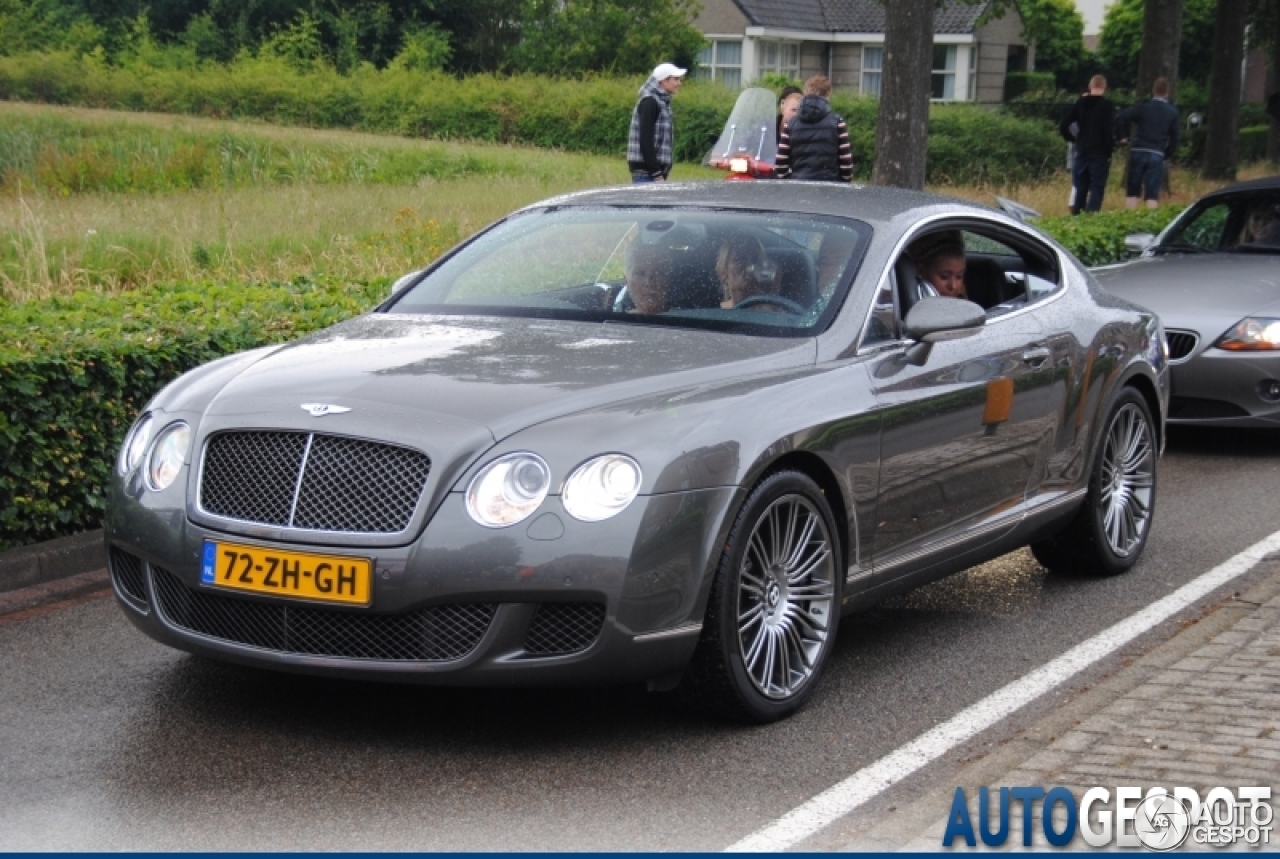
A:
[774, 75, 853, 182]
[1115, 76, 1180, 209]
[626, 62, 685, 183]
[1059, 75, 1115, 214]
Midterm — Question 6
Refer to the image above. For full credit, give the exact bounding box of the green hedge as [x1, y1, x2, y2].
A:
[1036, 206, 1182, 266]
[1004, 72, 1057, 102]
[0, 51, 1064, 184]
[0, 276, 385, 549]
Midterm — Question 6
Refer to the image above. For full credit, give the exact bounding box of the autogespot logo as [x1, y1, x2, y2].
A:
[942, 785, 1273, 850]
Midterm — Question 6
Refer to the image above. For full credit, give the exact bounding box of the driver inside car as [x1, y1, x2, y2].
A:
[716, 234, 780, 309]
[624, 241, 674, 314]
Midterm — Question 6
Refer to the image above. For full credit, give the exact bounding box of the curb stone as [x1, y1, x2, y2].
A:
[0, 529, 106, 594]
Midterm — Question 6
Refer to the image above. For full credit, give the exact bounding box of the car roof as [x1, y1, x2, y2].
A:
[523, 181, 1000, 227]
[1200, 175, 1280, 200]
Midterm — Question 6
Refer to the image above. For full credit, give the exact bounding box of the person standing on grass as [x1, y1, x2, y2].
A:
[776, 85, 802, 145]
[1059, 75, 1115, 214]
[627, 63, 685, 183]
[774, 75, 853, 183]
[1115, 77, 1179, 210]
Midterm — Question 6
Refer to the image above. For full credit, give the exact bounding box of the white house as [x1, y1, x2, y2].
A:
[694, 0, 1031, 103]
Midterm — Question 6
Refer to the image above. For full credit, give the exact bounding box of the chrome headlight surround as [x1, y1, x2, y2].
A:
[465, 452, 551, 528]
[146, 422, 191, 491]
[118, 413, 154, 475]
[562, 454, 642, 522]
[1216, 317, 1280, 351]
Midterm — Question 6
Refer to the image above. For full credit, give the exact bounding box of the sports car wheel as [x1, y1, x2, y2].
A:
[1032, 387, 1157, 576]
[682, 471, 841, 722]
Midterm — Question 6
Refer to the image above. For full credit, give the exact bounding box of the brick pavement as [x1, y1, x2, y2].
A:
[823, 561, 1280, 852]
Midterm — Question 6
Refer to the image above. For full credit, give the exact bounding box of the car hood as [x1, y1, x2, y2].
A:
[1094, 254, 1280, 335]
[197, 313, 816, 444]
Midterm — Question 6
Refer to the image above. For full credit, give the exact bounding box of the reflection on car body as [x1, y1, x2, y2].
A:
[107, 182, 1169, 723]
[1094, 176, 1280, 427]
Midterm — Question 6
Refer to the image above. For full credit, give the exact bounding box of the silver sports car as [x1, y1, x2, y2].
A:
[1094, 176, 1280, 427]
[106, 182, 1168, 722]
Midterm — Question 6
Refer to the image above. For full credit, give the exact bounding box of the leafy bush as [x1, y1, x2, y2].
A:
[0, 50, 1064, 183]
[1004, 72, 1057, 101]
[0, 275, 385, 548]
[1036, 206, 1182, 266]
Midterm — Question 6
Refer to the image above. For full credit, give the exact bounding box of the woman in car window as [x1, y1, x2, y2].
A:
[909, 231, 968, 300]
[717, 235, 779, 308]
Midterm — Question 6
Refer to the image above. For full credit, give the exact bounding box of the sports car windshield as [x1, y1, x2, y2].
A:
[388, 207, 871, 336]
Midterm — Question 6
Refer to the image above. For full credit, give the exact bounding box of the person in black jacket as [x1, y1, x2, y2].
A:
[1059, 75, 1115, 214]
[1115, 77, 1180, 209]
[626, 63, 685, 182]
[774, 75, 853, 182]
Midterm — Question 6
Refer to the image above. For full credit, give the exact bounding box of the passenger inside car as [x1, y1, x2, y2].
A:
[624, 241, 674, 314]
[717, 234, 780, 308]
[908, 231, 967, 300]
[1241, 201, 1280, 247]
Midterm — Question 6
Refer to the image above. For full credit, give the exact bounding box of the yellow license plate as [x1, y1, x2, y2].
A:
[201, 540, 372, 606]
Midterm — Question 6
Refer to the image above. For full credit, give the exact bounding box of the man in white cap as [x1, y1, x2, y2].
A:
[627, 62, 685, 182]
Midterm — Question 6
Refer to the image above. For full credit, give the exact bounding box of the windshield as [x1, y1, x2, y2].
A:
[704, 88, 780, 167]
[1157, 191, 1280, 254]
[388, 207, 871, 336]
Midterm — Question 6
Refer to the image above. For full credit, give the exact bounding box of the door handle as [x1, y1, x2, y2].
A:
[1022, 347, 1051, 367]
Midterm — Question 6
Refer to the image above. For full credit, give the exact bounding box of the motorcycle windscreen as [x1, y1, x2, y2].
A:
[703, 87, 779, 167]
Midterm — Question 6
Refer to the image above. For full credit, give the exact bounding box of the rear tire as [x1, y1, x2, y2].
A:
[1031, 387, 1157, 576]
[681, 471, 841, 723]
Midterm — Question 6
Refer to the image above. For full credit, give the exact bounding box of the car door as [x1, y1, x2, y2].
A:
[863, 221, 1065, 584]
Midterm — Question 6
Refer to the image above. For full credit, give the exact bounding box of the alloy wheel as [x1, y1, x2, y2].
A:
[1099, 403, 1155, 558]
[735, 494, 836, 699]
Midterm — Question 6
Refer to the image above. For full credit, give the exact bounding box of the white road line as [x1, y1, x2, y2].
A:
[725, 528, 1280, 852]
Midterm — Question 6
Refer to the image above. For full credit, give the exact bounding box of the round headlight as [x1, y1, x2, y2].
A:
[146, 422, 191, 491]
[465, 453, 551, 528]
[562, 454, 642, 522]
[119, 414, 154, 474]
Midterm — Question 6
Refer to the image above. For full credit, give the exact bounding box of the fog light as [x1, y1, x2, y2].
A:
[1259, 379, 1280, 402]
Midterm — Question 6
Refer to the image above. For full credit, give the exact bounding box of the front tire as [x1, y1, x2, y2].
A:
[682, 471, 841, 723]
[1032, 387, 1157, 576]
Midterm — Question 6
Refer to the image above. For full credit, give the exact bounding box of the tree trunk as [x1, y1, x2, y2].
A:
[1203, 0, 1249, 179]
[1269, 10, 1280, 165]
[1137, 0, 1184, 100]
[872, 0, 936, 189]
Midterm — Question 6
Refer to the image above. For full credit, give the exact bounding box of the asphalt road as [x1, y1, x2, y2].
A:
[1, 426, 1277, 851]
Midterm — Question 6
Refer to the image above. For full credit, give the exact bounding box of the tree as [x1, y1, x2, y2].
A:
[1202, 0, 1248, 178]
[513, 0, 704, 75]
[1098, 0, 1217, 91]
[1017, 0, 1091, 91]
[872, 0, 935, 189]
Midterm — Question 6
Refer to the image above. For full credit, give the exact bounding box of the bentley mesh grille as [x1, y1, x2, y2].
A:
[200, 431, 431, 533]
[109, 547, 148, 612]
[1165, 330, 1199, 363]
[524, 603, 606, 655]
[151, 566, 495, 661]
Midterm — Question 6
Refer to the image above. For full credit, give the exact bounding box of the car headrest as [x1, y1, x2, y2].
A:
[770, 248, 818, 308]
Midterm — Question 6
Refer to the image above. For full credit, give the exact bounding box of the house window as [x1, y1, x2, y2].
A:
[931, 44, 957, 100]
[756, 40, 800, 80]
[861, 46, 883, 97]
[695, 40, 743, 88]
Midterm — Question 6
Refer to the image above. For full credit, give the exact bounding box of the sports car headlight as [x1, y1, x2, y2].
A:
[146, 422, 191, 491]
[465, 453, 551, 528]
[118, 414, 154, 474]
[1216, 317, 1280, 351]
[562, 454, 642, 522]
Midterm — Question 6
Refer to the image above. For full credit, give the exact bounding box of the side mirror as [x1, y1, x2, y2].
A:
[902, 297, 986, 365]
[387, 269, 425, 301]
[1124, 233, 1155, 255]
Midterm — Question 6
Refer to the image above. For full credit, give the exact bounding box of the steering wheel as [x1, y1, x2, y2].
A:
[733, 294, 808, 315]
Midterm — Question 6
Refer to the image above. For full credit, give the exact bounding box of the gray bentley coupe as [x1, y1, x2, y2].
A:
[1093, 176, 1280, 428]
[106, 182, 1169, 722]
